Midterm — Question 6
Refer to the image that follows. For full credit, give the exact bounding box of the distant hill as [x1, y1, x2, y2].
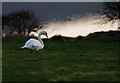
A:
[83, 31, 120, 42]
[50, 35, 76, 41]
[50, 31, 120, 42]
[2, 30, 120, 42]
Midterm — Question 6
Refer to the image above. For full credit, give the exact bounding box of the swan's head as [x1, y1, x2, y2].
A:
[39, 31, 48, 38]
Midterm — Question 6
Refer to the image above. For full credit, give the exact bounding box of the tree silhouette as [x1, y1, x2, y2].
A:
[2, 10, 40, 36]
[101, 2, 120, 23]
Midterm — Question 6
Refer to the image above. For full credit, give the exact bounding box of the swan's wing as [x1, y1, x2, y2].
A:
[21, 39, 32, 48]
[25, 39, 42, 47]
[21, 38, 43, 50]
[24, 39, 33, 46]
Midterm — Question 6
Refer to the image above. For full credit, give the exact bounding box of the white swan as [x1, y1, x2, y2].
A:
[21, 31, 48, 51]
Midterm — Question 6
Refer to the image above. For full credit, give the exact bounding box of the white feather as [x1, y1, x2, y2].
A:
[21, 31, 48, 51]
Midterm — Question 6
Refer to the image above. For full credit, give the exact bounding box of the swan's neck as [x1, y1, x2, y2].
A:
[38, 33, 44, 47]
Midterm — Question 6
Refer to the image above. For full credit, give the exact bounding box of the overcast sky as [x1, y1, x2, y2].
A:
[2, 2, 104, 21]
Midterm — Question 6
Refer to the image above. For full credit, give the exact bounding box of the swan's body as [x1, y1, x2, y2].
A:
[21, 31, 48, 51]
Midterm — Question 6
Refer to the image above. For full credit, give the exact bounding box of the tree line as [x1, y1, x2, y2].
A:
[2, 10, 43, 37]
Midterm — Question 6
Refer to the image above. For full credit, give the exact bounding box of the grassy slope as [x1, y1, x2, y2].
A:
[2, 31, 120, 81]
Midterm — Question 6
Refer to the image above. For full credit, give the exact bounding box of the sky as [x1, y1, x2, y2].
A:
[2, 2, 118, 38]
[2, 2, 103, 21]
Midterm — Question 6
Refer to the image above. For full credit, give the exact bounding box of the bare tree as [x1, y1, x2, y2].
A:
[104, 2, 119, 21]
[2, 10, 40, 36]
[100, 2, 120, 24]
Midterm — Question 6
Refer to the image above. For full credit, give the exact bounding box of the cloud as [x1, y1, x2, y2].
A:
[41, 14, 118, 38]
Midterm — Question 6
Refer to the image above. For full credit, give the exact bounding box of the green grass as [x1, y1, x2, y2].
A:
[2, 36, 120, 81]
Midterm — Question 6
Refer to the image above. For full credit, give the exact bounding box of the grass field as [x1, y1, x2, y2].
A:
[2, 31, 120, 82]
